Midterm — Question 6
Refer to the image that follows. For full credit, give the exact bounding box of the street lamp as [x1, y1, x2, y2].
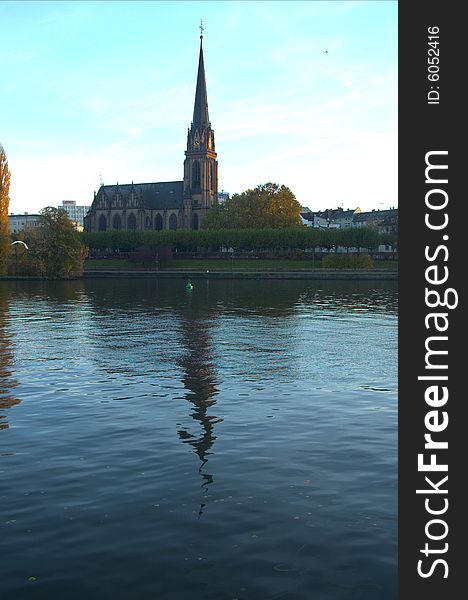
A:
[10, 240, 29, 275]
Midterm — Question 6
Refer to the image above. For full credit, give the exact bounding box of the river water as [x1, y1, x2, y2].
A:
[0, 279, 397, 600]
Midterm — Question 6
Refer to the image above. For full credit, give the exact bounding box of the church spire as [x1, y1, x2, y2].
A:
[192, 22, 210, 127]
[184, 23, 218, 223]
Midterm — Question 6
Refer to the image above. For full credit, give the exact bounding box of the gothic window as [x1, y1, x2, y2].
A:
[169, 213, 178, 231]
[209, 162, 213, 190]
[192, 213, 199, 231]
[155, 214, 163, 231]
[127, 213, 137, 230]
[113, 214, 122, 230]
[98, 214, 107, 231]
[192, 161, 200, 189]
[145, 215, 151, 229]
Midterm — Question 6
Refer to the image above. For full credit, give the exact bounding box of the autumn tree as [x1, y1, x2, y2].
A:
[25, 207, 88, 278]
[0, 144, 11, 275]
[203, 183, 303, 229]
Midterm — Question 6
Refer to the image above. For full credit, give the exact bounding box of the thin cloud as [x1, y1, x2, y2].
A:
[4, 1, 397, 214]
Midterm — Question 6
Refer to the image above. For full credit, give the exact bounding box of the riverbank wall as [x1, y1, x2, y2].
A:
[2, 269, 397, 281]
[82, 269, 397, 281]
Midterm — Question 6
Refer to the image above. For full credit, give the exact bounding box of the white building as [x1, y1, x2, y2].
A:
[217, 191, 229, 204]
[9, 213, 41, 234]
[300, 207, 340, 228]
[331, 208, 361, 228]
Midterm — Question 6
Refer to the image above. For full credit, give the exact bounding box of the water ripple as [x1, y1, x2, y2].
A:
[0, 279, 397, 600]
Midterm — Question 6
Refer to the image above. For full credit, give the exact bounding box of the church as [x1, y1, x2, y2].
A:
[84, 32, 218, 233]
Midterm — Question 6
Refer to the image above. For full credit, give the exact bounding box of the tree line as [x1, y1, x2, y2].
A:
[82, 226, 394, 254]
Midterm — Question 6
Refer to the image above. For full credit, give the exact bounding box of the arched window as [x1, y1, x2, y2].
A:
[192, 161, 200, 189]
[113, 213, 122, 230]
[192, 213, 199, 231]
[155, 214, 163, 231]
[169, 213, 178, 231]
[98, 214, 107, 231]
[145, 215, 151, 229]
[127, 213, 137, 230]
[209, 163, 212, 191]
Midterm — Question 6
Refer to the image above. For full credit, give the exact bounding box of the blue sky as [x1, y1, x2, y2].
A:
[1, 1, 397, 214]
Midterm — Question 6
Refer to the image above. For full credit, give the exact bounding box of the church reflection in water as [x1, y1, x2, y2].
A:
[0, 286, 20, 430]
[176, 305, 221, 517]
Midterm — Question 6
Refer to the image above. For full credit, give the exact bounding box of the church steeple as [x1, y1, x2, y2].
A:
[192, 33, 210, 128]
[183, 23, 218, 229]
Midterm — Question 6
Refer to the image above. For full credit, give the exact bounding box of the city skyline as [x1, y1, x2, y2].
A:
[1, 1, 397, 214]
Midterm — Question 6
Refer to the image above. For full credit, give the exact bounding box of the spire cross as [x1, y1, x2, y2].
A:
[199, 19, 204, 39]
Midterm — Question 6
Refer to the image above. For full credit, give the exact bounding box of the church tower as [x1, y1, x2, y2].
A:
[183, 27, 218, 230]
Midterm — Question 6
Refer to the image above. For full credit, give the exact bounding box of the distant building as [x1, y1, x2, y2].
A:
[353, 208, 398, 235]
[331, 209, 361, 228]
[300, 207, 312, 226]
[300, 207, 361, 228]
[9, 213, 41, 234]
[60, 200, 90, 229]
[300, 207, 328, 228]
[314, 207, 362, 228]
[300, 206, 398, 234]
[218, 190, 229, 204]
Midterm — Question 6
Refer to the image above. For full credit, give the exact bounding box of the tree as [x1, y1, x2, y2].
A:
[203, 182, 303, 229]
[357, 226, 380, 251]
[25, 207, 88, 278]
[380, 232, 397, 251]
[0, 144, 11, 275]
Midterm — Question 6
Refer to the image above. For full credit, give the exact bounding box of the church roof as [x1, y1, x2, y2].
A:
[98, 181, 184, 210]
[192, 37, 210, 127]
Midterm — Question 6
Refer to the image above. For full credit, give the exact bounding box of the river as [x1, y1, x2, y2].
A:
[0, 279, 397, 600]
